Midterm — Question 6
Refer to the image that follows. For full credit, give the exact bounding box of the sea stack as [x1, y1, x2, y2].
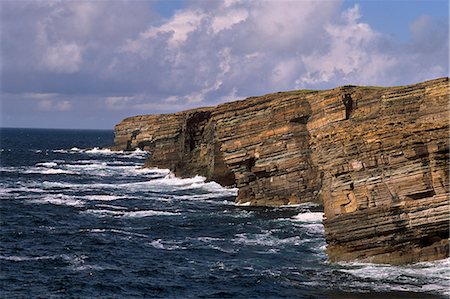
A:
[113, 77, 449, 264]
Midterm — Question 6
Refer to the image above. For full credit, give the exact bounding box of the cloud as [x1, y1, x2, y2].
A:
[297, 4, 397, 86]
[42, 42, 83, 73]
[1, 0, 448, 129]
[22, 93, 73, 111]
[38, 99, 72, 111]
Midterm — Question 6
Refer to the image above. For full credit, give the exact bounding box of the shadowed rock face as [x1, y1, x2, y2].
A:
[113, 77, 449, 264]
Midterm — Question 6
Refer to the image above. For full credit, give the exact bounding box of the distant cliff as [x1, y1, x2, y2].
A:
[113, 77, 449, 264]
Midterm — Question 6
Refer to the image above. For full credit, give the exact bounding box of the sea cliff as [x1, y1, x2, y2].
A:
[113, 77, 449, 264]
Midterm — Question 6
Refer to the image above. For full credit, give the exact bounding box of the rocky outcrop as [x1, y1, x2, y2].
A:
[114, 77, 449, 264]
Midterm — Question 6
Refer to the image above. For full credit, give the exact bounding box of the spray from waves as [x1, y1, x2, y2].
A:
[121, 173, 238, 195]
[291, 212, 324, 223]
[32, 158, 169, 178]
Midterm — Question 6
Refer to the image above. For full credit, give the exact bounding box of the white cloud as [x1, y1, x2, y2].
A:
[43, 42, 83, 73]
[105, 95, 140, 110]
[297, 4, 397, 86]
[38, 99, 72, 111]
[123, 9, 204, 54]
[2, 0, 448, 129]
[211, 8, 248, 34]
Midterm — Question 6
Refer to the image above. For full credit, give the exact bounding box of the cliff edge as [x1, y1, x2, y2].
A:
[113, 77, 449, 264]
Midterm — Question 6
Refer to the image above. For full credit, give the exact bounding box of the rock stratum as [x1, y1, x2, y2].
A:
[113, 77, 449, 264]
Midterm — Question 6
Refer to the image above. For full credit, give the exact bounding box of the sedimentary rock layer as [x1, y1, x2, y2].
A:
[114, 77, 449, 264]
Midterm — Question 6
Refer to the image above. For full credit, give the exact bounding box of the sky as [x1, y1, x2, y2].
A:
[1, 0, 448, 129]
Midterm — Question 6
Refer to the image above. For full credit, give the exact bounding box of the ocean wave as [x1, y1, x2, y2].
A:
[27, 168, 78, 175]
[82, 195, 126, 201]
[232, 232, 306, 247]
[3, 166, 79, 175]
[28, 194, 84, 207]
[0, 167, 18, 173]
[53, 147, 148, 158]
[0, 186, 46, 195]
[60, 162, 168, 177]
[150, 173, 238, 194]
[82, 228, 149, 238]
[197, 236, 226, 242]
[338, 257, 450, 295]
[291, 212, 324, 223]
[84, 209, 180, 218]
[148, 239, 183, 250]
[95, 204, 128, 210]
[0, 254, 62, 262]
[35, 162, 58, 167]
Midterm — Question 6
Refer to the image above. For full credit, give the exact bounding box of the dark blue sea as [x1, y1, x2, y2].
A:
[0, 128, 448, 298]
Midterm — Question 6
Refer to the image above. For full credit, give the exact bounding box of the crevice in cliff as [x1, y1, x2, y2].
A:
[342, 93, 353, 120]
[185, 111, 212, 152]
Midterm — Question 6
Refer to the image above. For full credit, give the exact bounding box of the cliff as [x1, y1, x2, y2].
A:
[114, 77, 449, 264]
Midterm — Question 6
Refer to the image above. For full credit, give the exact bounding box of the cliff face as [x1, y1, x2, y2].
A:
[114, 77, 449, 264]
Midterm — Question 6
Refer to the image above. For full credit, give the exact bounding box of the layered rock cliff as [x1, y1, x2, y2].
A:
[114, 77, 449, 264]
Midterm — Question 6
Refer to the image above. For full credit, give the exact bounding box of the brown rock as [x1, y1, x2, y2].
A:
[113, 77, 449, 264]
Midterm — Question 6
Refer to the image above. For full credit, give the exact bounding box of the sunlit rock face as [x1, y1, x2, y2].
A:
[114, 77, 449, 264]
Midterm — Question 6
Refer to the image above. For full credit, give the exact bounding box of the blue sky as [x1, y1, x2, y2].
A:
[1, 0, 448, 129]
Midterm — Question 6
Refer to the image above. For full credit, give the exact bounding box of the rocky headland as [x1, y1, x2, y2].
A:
[113, 77, 449, 264]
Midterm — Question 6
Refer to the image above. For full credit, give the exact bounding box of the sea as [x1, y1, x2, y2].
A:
[0, 128, 448, 299]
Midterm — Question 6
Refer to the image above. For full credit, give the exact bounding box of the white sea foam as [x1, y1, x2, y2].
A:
[82, 195, 126, 201]
[85, 147, 114, 154]
[1, 166, 77, 175]
[21, 167, 78, 175]
[123, 210, 180, 218]
[83, 228, 148, 238]
[65, 162, 108, 169]
[291, 212, 324, 223]
[0, 167, 18, 173]
[28, 194, 84, 207]
[197, 236, 226, 242]
[338, 257, 450, 295]
[150, 239, 166, 249]
[62, 162, 166, 178]
[0, 187, 11, 197]
[149, 173, 238, 196]
[133, 167, 170, 175]
[148, 239, 182, 250]
[36, 162, 57, 167]
[6, 186, 46, 194]
[232, 232, 305, 247]
[234, 201, 252, 206]
[151, 174, 205, 186]
[53, 147, 148, 158]
[84, 209, 180, 218]
[0, 255, 61, 261]
[38, 168, 78, 175]
[95, 204, 128, 210]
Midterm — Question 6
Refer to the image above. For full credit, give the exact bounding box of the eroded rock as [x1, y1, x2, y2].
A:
[113, 77, 449, 264]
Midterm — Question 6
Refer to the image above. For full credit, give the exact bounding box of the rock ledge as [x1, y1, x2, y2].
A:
[114, 77, 449, 264]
